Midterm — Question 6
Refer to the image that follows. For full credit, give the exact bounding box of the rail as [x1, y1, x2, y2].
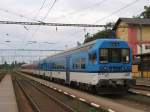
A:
[15, 78, 41, 112]
[23, 77, 76, 112]
[16, 74, 76, 112]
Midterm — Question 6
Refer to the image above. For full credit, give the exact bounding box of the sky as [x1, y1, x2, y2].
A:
[0, 0, 149, 63]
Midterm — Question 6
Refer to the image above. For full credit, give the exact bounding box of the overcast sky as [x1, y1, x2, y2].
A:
[0, 0, 149, 63]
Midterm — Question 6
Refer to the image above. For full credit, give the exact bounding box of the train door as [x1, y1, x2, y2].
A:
[66, 56, 70, 84]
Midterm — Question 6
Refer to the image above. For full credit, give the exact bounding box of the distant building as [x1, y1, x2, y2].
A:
[113, 18, 150, 56]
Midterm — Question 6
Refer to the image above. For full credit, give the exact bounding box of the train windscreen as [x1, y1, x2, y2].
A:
[100, 49, 129, 63]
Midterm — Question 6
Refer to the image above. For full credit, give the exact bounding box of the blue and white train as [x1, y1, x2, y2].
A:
[21, 39, 135, 94]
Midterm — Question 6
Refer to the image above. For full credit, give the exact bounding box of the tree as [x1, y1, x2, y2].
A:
[133, 6, 150, 18]
[84, 22, 116, 43]
[140, 6, 150, 18]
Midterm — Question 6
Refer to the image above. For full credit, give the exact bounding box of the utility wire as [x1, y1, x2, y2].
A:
[0, 8, 40, 22]
[22, 0, 47, 31]
[94, 0, 140, 23]
[39, 0, 47, 10]
[22, 0, 48, 50]
[33, 0, 47, 19]
[42, 0, 57, 21]
[31, 0, 58, 38]
[56, 0, 107, 20]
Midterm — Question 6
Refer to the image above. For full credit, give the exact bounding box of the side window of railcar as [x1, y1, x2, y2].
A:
[73, 58, 86, 69]
[99, 49, 108, 63]
[72, 58, 80, 69]
[122, 49, 130, 63]
[89, 53, 97, 64]
[81, 58, 86, 69]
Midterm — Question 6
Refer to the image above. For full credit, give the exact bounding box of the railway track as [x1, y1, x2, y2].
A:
[13, 73, 105, 112]
[14, 76, 75, 112]
[12, 76, 38, 112]
[18, 72, 150, 112]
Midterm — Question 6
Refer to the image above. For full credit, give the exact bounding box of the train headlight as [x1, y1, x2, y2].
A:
[103, 66, 107, 70]
[102, 66, 108, 71]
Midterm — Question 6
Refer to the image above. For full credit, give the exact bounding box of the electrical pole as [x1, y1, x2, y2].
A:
[139, 24, 143, 78]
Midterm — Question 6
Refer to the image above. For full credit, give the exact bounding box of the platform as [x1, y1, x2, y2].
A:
[0, 74, 18, 112]
[136, 78, 150, 86]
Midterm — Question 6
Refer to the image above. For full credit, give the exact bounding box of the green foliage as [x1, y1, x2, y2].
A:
[140, 6, 150, 18]
[84, 22, 116, 43]
[0, 61, 25, 70]
[133, 5, 150, 18]
[84, 29, 116, 43]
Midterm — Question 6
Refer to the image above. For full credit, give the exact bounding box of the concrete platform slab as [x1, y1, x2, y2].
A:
[0, 74, 18, 112]
[136, 78, 150, 86]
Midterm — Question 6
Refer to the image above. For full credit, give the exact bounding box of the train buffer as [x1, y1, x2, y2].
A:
[0, 74, 18, 112]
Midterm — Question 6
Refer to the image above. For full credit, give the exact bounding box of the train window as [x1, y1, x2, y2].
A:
[89, 53, 97, 64]
[81, 58, 86, 69]
[75, 64, 78, 68]
[100, 49, 108, 63]
[110, 49, 121, 63]
[73, 58, 86, 69]
[81, 64, 85, 69]
[122, 49, 130, 63]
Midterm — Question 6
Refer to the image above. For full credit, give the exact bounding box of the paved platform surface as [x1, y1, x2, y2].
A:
[136, 78, 150, 86]
[0, 74, 18, 112]
[129, 88, 150, 96]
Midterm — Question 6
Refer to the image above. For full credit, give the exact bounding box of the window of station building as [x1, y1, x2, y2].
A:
[145, 45, 150, 50]
[121, 49, 130, 63]
[89, 53, 97, 64]
[99, 49, 108, 63]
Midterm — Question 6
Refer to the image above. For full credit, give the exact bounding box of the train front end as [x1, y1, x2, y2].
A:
[91, 39, 135, 94]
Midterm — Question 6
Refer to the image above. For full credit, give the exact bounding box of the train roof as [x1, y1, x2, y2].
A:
[43, 39, 126, 60]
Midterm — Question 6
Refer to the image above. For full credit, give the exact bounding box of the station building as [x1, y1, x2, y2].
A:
[114, 18, 150, 78]
[113, 18, 150, 56]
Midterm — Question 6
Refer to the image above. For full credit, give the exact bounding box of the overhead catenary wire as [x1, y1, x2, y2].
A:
[39, 0, 47, 10]
[23, 0, 47, 30]
[0, 20, 110, 27]
[32, 0, 47, 20]
[94, 0, 140, 23]
[0, 8, 40, 22]
[42, 0, 58, 21]
[31, 0, 58, 38]
[22, 0, 48, 51]
[53, 0, 107, 20]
